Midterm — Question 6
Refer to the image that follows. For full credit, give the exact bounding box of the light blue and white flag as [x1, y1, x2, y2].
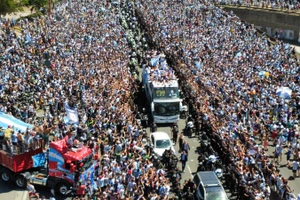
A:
[64, 103, 79, 124]
[150, 55, 161, 67]
[0, 112, 33, 132]
[25, 33, 32, 42]
[32, 153, 46, 168]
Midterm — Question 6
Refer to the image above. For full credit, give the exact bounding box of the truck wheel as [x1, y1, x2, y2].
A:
[56, 183, 69, 196]
[14, 175, 26, 188]
[0, 170, 11, 182]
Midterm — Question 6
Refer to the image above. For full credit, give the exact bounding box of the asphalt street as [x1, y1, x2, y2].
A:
[146, 119, 237, 199]
[147, 119, 199, 181]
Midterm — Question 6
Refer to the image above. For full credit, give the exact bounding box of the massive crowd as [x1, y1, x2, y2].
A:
[134, 0, 300, 199]
[0, 0, 193, 200]
[0, 0, 300, 199]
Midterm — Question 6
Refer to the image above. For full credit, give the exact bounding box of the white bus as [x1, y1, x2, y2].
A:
[142, 54, 182, 123]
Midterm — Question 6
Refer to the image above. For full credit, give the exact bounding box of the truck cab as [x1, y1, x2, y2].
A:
[0, 135, 96, 196]
[47, 135, 96, 196]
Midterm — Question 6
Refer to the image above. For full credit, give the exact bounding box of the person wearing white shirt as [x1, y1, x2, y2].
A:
[27, 182, 39, 199]
[97, 175, 105, 192]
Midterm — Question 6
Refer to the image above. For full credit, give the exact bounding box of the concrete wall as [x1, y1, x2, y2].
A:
[222, 6, 300, 43]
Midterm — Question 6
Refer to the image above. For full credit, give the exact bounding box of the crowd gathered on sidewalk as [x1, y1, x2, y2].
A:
[134, 0, 300, 199]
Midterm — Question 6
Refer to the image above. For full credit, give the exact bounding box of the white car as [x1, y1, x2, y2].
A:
[150, 131, 175, 157]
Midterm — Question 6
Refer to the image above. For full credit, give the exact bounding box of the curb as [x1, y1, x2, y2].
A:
[21, 191, 30, 200]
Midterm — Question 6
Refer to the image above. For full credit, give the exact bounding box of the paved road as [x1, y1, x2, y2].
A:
[146, 119, 198, 180]
[0, 183, 29, 200]
[147, 119, 300, 199]
[146, 119, 238, 199]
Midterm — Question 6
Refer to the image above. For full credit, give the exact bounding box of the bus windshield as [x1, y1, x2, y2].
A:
[154, 102, 180, 116]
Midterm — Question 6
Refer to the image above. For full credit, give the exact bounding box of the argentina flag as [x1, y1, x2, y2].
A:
[0, 112, 33, 132]
[150, 55, 161, 67]
[64, 102, 79, 125]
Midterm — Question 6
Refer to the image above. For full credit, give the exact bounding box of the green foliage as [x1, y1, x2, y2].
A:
[0, 0, 18, 16]
[28, 0, 48, 11]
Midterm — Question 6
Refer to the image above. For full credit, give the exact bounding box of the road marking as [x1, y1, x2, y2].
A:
[190, 159, 194, 161]
[187, 165, 193, 178]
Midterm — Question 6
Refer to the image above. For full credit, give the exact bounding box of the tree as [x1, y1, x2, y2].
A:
[27, 0, 48, 12]
[0, 0, 18, 17]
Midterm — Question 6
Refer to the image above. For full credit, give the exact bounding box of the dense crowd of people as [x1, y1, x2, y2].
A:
[134, 0, 300, 199]
[1, 0, 300, 199]
[0, 0, 194, 199]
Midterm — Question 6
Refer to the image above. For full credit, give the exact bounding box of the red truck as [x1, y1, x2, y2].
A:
[0, 136, 96, 196]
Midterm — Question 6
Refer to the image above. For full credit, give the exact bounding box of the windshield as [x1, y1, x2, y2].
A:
[154, 102, 179, 116]
[78, 152, 93, 171]
[206, 187, 227, 200]
[155, 139, 171, 149]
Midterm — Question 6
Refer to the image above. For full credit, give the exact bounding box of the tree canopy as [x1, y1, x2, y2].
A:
[27, 0, 48, 11]
[0, 0, 18, 16]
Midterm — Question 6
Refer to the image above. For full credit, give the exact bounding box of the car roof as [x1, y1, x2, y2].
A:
[195, 171, 220, 187]
[151, 132, 170, 140]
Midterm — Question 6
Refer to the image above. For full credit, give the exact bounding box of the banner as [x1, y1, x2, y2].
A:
[150, 55, 161, 67]
[0, 112, 34, 132]
[32, 153, 46, 168]
[64, 103, 79, 124]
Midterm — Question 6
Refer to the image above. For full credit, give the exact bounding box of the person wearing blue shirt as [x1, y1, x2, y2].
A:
[180, 150, 188, 172]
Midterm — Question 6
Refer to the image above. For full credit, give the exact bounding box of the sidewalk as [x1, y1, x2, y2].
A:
[291, 45, 300, 55]
[2, 7, 33, 20]
[0, 189, 29, 200]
